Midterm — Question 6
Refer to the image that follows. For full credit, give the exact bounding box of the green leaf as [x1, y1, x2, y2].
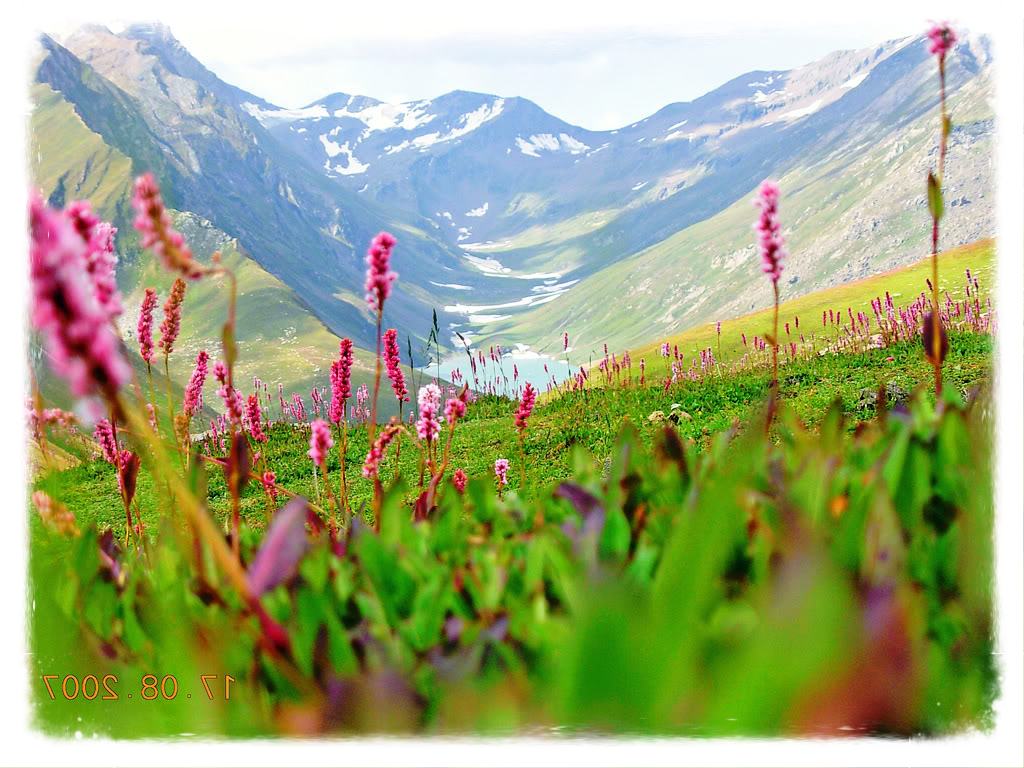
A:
[294, 587, 324, 677]
[83, 579, 116, 639]
[927, 171, 944, 220]
[325, 611, 358, 676]
[598, 506, 630, 564]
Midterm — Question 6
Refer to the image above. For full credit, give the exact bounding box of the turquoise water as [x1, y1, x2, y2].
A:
[420, 353, 573, 398]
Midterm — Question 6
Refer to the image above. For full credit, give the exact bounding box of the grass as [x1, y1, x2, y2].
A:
[31, 330, 992, 540]
[634, 238, 995, 377]
[479, 69, 994, 358]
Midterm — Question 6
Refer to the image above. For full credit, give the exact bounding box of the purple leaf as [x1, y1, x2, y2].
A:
[554, 482, 605, 536]
[247, 497, 310, 597]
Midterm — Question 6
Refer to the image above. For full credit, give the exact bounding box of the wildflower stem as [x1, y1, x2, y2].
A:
[519, 432, 526, 491]
[930, 55, 949, 395]
[370, 311, 382, 441]
[772, 282, 779, 390]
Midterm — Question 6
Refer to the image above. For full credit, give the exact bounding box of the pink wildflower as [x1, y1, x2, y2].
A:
[218, 383, 244, 426]
[514, 382, 536, 434]
[28, 193, 130, 399]
[362, 422, 400, 479]
[563, 332, 569, 351]
[444, 396, 466, 427]
[329, 361, 345, 424]
[93, 418, 118, 463]
[213, 361, 228, 385]
[494, 458, 509, 487]
[262, 470, 278, 501]
[660, 342, 670, 357]
[383, 328, 408, 402]
[415, 383, 442, 442]
[146, 403, 157, 431]
[926, 22, 957, 59]
[453, 468, 467, 493]
[364, 232, 398, 313]
[308, 419, 334, 465]
[246, 394, 267, 442]
[137, 288, 158, 363]
[158, 278, 186, 355]
[338, 338, 354, 401]
[753, 180, 785, 284]
[132, 173, 201, 278]
[67, 201, 121, 319]
[183, 350, 209, 417]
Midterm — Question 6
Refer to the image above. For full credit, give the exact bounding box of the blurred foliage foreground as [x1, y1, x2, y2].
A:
[30, 386, 996, 739]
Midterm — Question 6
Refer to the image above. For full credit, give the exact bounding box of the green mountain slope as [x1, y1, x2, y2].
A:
[27, 81, 412, 421]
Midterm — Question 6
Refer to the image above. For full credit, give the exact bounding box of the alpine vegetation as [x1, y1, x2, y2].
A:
[24, 21, 999, 741]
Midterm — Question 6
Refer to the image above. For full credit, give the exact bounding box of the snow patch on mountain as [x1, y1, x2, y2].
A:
[319, 134, 342, 157]
[666, 120, 688, 132]
[748, 75, 775, 88]
[516, 133, 590, 157]
[771, 99, 824, 123]
[242, 102, 329, 126]
[841, 72, 869, 89]
[322, 141, 369, 175]
[332, 100, 437, 133]
[465, 202, 489, 217]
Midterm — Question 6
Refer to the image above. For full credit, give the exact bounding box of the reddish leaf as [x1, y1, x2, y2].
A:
[120, 452, 141, 507]
[248, 497, 310, 597]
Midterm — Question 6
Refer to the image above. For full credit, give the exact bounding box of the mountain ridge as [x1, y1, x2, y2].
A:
[32, 23, 994, 380]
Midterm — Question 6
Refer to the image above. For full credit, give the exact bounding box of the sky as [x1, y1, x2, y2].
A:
[44, 11, 933, 131]
[179, 24, 925, 130]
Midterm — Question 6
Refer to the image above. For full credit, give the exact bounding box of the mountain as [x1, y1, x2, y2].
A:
[37, 24, 477, 351]
[240, 30, 994, 360]
[27, 41, 415, 415]
[31, 23, 994, 381]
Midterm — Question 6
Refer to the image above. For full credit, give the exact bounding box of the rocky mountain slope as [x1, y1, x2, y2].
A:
[31, 23, 994, 376]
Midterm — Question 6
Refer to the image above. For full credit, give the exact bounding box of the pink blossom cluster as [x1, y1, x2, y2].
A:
[310, 386, 324, 419]
[514, 382, 536, 434]
[33, 490, 78, 535]
[753, 180, 786, 284]
[307, 419, 334, 465]
[444, 394, 466, 427]
[336, 339, 353, 398]
[28, 194, 130, 398]
[66, 201, 121, 319]
[262, 470, 278, 501]
[137, 288, 158, 363]
[158, 278, 187, 355]
[93, 418, 119, 464]
[183, 350, 210, 417]
[132, 173, 201, 278]
[364, 232, 398, 312]
[362, 423, 400, 479]
[494, 458, 509, 487]
[453, 468, 467, 493]
[26, 398, 76, 439]
[926, 22, 957, 59]
[416, 383, 442, 442]
[218, 384, 244, 426]
[246, 394, 267, 442]
[660, 342, 671, 357]
[383, 329, 408, 403]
